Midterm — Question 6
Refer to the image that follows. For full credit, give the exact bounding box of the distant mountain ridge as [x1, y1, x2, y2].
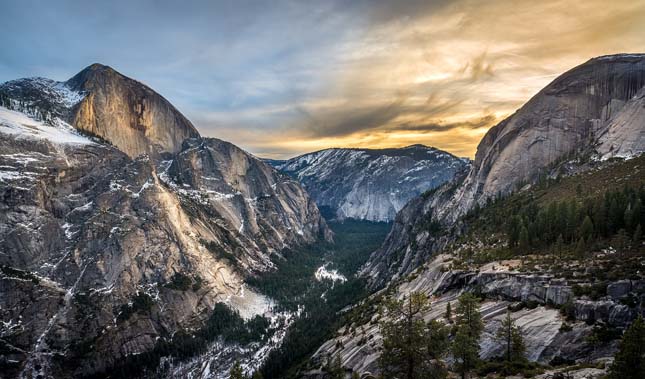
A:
[272, 145, 469, 221]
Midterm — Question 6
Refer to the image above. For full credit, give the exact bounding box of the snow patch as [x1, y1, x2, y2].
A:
[0, 106, 93, 145]
[315, 264, 347, 283]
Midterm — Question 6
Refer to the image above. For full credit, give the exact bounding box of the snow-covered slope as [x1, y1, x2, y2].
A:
[274, 145, 469, 221]
[0, 106, 92, 145]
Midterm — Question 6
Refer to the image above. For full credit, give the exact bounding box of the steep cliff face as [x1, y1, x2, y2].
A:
[596, 85, 645, 159]
[0, 65, 330, 377]
[274, 146, 468, 221]
[0, 63, 201, 157]
[164, 138, 332, 273]
[67, 64, 201, 157]
[0, 108, 266, 377]
[435, 54, 645, 223]
[363, 54, 645, 285]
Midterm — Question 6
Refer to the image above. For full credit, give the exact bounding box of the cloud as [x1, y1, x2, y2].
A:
[392, 114, 499, 133]
[1, 0, 644, 159]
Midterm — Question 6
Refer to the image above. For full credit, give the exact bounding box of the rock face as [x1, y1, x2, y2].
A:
[596, 85, 645, 159]
[0, 65, 330, 378]
[363, 54, 645, 285]
[273, 146, 468, 221]
[310, 255, 639, 378]
[436, 54, 645, 223]
[1, 63, 201, 157]
[164, 138, 332, 273]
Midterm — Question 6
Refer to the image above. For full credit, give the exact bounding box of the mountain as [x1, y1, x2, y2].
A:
[273, 145, 469, 222]
[0, 65, 330, 378]
[0, 63, 200, 157]
[363, 53, 645, 286]
[303, 55, 645, 379]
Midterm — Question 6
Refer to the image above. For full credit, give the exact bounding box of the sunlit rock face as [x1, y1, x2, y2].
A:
[0, 65, 330, 378]
[363, 54, 645, 286]
[165, 138, 332, 273]
[1, 63, 201, 158]
[274, 145, 469, 222]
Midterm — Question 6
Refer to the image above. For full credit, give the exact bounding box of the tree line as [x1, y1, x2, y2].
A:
[506, 185, 644, 254]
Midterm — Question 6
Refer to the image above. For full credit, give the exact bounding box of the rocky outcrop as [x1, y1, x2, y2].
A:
[310, 256, 641, 378]
[273, 146, 468, 221]
[596, 85, 645, 159]
[363, 54, 645, 286]
[0, 125, 249, 377]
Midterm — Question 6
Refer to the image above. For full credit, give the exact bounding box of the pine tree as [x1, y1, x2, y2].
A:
[555, 234, 564, 258]
[634, 224, 642, 244]
[325, 353, 344, 379]
[574, 237, 586, 257]
[580, 215, 594, 241]
[379, 292, 448, 379]
[445, 302, 452, 322]
[230, 360, 245, 379]
[632, 200, 643, 229]
[507, 216, 521, 248]
[455, 293, 483, 338]
[609, 316, 645, 379]
[625, 205, 635, 232]
[495, 311, 526, 363]
[451, 293, 483, 379]
[427, 319, 450, 361]
[452, 329, 479, 379]
[609, 198, 622, 233]
[518, 225, 530, 252]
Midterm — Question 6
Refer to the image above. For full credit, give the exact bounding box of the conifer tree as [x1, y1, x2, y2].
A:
[379, 292, 448, 379]
[575, 237, 586, 257]
[634, 224, 642, 244]
[452, 329, 479, 379]
[609, 316, 645, 379]
[451, 293, 483, 379]
[555, 234, 564, 258]
[518, 225, 530, 252]
[495, 311, 525, 363]
[325, 353, 344, 379]
[230, 360, 245, 379]
[445, 302, 452, 322]
[580, 215, 594, 241]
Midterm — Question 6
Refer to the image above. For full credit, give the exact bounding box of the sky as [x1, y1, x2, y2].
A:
[1, 0, 644, 159]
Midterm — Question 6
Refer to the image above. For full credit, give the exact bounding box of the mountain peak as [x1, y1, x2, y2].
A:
[85, 62, 113, 71]
[65, 63, 122, 91]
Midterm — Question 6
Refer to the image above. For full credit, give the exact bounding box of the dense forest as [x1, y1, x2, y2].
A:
[458, 156, 645, 262]
[254, 220, 391, 378]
